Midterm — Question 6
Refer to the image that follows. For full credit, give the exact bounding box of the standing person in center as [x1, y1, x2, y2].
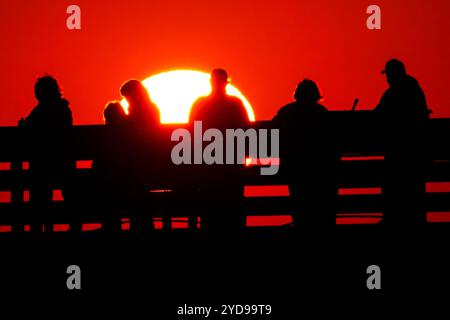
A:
[273, 79, 337, 232]
[190, 69, 250, 239]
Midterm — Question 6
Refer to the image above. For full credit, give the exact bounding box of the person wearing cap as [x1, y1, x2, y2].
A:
[190, 69, 249, 128]
[376, 59, 429, 121]
[273, 79, 337, 231]
[189, 69, 250, 239]
[375, 59, 430, 226]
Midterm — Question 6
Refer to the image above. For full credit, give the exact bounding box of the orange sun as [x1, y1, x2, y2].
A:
[121, 70, 255, 124]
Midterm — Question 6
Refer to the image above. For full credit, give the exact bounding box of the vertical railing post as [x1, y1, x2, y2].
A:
[10, 159, 24, 234]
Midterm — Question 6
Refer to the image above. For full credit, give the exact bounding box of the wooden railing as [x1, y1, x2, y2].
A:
[0, 111, 449, 231]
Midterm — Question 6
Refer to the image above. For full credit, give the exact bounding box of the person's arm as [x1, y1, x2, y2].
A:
[20, 107, 38, 128]
[61, 99, 73, 128]
[272, 111, 280, 124]
[416, 86, 430, 120]
[153, 102, 161, 124]
[272, 107, 285, 127]
[66, 108, 73, 127]
[189, 99, 203, 123]
[237, 100, 250, 127]
[374, 91, 389, 113]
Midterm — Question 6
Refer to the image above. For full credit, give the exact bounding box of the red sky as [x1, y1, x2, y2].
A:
[0, 0, 449, 126]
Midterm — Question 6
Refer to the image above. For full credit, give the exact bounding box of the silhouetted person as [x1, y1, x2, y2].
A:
[19, 75, 74, 233]
[103, 101, 127, 126]
[273, 79, 337, 230]
[92, 101, 129, 235]
[374, 59, 430, 226]
[190, 69, 250, 238]
[120, 79, 162, 235]
[190, 69, 249, 128]
[120, 79, 160, 133]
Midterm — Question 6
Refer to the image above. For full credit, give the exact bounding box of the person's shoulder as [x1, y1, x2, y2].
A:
[190, 96, 209, 120]
[405, 75, 419, 85]
[404, 75, 424, 92]
[272, 102, 298, 123]
[316, 103, 328, 112]
[28, 104, 46, 118]
[227, 95, 244, 105]
[227, 96, 247, 114]
[192, 95, 209, 106]
[277, 102, 298, 115]
[28, 104, 41, 115]
[56, 99, 72, 118]
[379, 87, 393, 101]
[60, 98, 71, 110]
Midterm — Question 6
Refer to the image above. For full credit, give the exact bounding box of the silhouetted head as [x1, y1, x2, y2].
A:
[293, 79, 322, 104]
[120, 79, 153, 116]
[120, 79, 149, 104]
[382, 59, 407, 86]
[34, 75, 62, 103]
[210, 69, 229, 95]
[103, 101, 127, 126]
[119, 79, 160, 126]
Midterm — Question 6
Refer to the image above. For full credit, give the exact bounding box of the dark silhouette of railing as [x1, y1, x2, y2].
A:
[0, 111, 449, 233]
